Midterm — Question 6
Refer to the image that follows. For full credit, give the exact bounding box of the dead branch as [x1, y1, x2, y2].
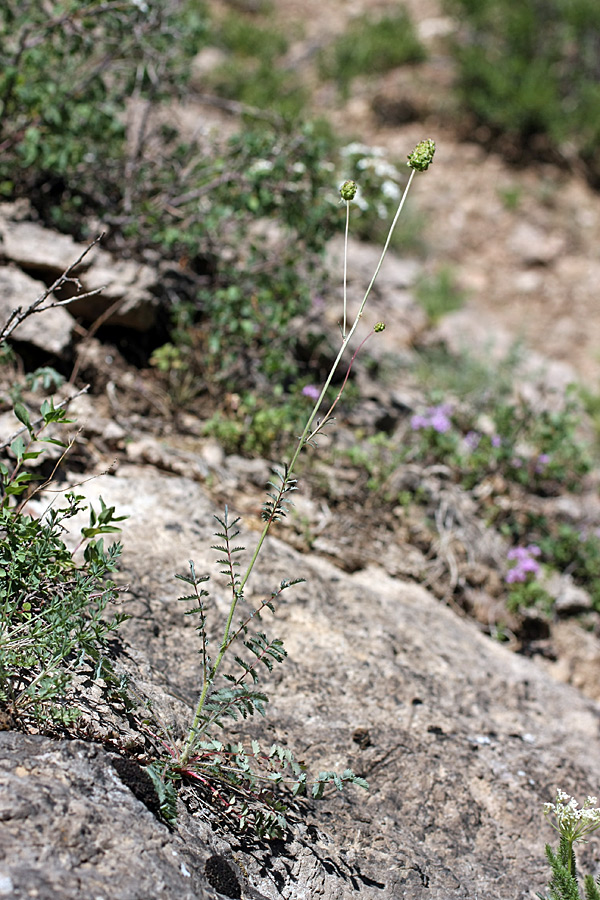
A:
[0, 235, 106, 344]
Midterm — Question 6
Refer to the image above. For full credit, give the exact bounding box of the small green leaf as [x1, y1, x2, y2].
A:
[10, 436, 25, 462]
[13, 402, 31, 431]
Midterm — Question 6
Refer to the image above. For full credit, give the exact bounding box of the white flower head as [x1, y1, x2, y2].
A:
[249, 159, 274, 176]
[544, 791, 600, 843]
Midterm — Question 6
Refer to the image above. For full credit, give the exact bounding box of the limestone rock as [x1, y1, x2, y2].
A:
[0, 732, 216, 900]
[0, 216, 159, 331]
[508, 222, 566, 266]
[0, 219, 86, 273]
[19, 467, 599, 900]
[69, 255, 159, 331]
[0, 265, 75, 356]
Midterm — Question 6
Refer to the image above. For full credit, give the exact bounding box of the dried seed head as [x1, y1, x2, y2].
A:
[340, 180, 358, 201]
[407, 139, 436, 172]
[374, 322, 386, 332]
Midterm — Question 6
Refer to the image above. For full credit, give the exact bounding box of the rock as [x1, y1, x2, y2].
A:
[324, 236, 426, 359]
[326, 235, 421, 293]
[0, 265, 75, 356]
[0, 216, 159, 331]
[0, 732, 215, 900]
[71, 254, 159, 331]
[544, 619, 600, 701]
[20, 467, 600, 900]
[507, 222, 566, 266]
[0, 220, 86, 273]
[545, 572, 593, 615]
[124, 436, 211, 480]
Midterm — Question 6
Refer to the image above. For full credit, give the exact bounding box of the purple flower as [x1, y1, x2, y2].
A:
[410, 413, 429, 430]
[464, 431, 481, 452]
[410, 403, 453, 434]
[491, 435, 502, 448]
[302, 384, 320, 401]
[535, 453, 551, 473]
[506, 544, 541, 583]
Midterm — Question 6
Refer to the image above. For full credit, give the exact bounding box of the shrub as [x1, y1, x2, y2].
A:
[142, 123, 342, 392]
[207, 12, 307, 119]
[0, 2, 350, 401]
[446, 0, 600, 183]
[319, 8, 426, 97]
[0, 399, 127, 725]
[0, 0, 208, 228]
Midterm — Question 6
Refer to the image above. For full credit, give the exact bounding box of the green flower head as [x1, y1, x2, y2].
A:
[407, 139, 436, 172]
[340, 180, 358, 201]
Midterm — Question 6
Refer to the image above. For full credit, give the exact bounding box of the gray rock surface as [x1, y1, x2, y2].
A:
[0, 265, 75, 355]
[0, 732, 217, 900]
[0, 219, 85, 273]
[0, 213, 159, 331]
[10, 466, 599, 899]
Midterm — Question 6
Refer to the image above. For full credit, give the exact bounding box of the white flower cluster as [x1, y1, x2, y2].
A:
[340, 142, 403, 217]
[544, 790, 600, 843]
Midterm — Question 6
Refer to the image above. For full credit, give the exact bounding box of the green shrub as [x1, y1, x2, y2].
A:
[202, 388, 319, 457]
[319, 8, 426, 96]
[0, 0, 208, 228]
[140, 123, 342, 391]
[0, 399, 127, 725]
[446, 0, 600, 183]
[208, 13, 307, 119]
[0, 2, 351, 399]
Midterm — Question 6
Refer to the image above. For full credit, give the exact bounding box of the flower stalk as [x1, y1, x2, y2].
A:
[181, 140, 435, 763]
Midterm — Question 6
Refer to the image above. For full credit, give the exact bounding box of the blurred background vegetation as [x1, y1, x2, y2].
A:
[2, 0, 600, 451]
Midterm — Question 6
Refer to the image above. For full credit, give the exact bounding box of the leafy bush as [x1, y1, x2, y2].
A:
[0, 399, 127, 724]
[207, 12, 307, 119]
[446, 0, 600, 183]
[0, 0, 208, 228]
[141, 123, 342, 391]
[319, 8, 426, 97]
[201, 386, 330, 457]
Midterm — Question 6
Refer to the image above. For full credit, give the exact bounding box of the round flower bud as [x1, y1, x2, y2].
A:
[340, 180, 358, 201]
[374, 322, 386, 332]
[407, 139, 436, 172]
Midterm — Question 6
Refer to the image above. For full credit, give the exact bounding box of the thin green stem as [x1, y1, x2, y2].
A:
[343, 199, 350, 337]
[182, 166, 419, 761]
[308, 330, 373, 443]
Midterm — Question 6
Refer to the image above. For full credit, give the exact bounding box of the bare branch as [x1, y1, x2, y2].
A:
[0, 235, 106, 344]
